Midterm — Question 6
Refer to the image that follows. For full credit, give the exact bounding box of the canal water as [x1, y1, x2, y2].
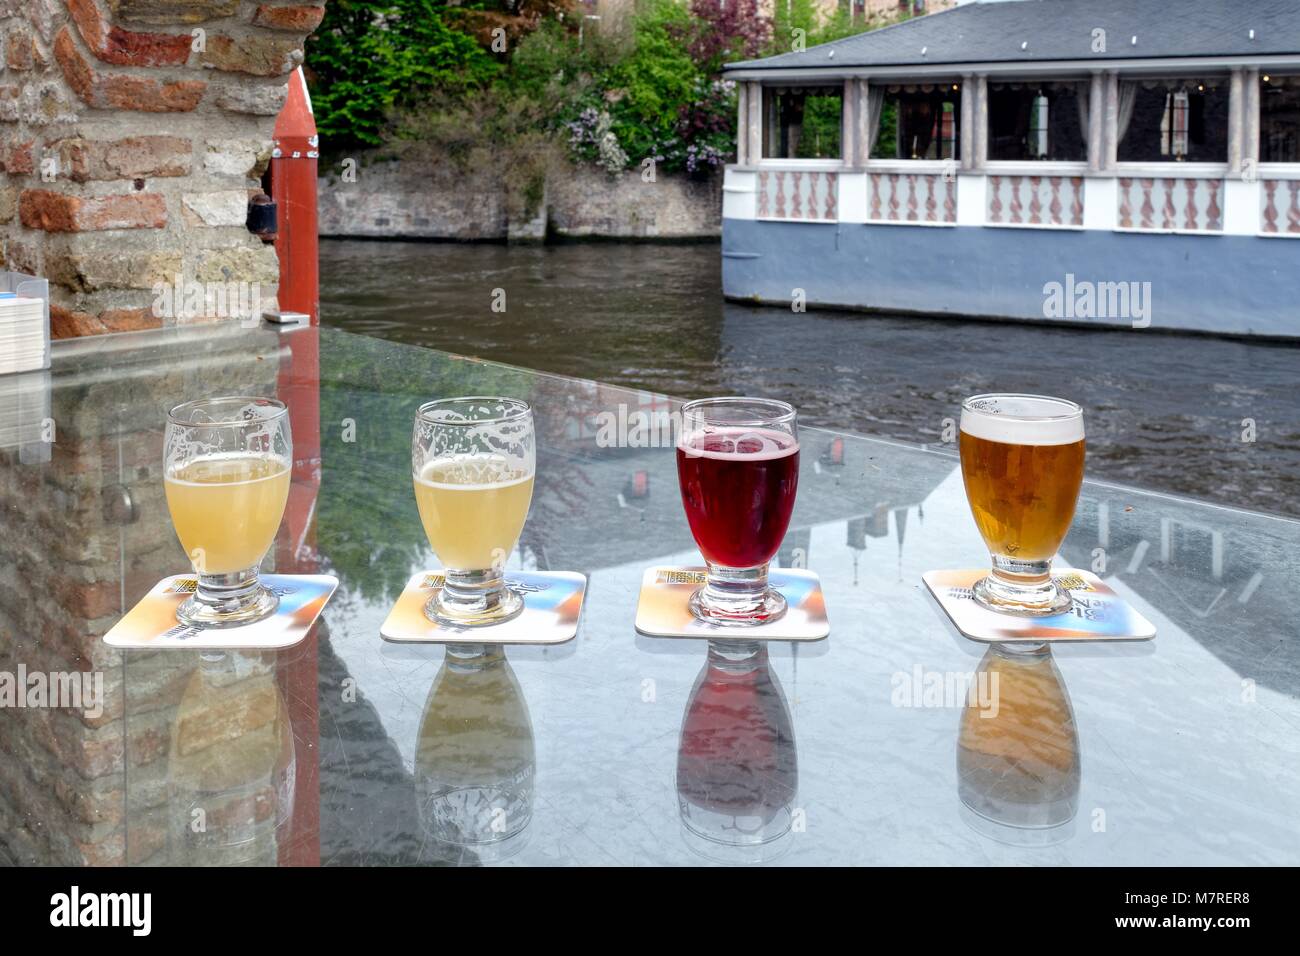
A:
[320, 239, 1300, 520]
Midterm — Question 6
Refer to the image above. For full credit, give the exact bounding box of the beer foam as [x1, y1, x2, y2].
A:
[960, 395, 1084, 446]
[165, 453, 289, 486]
[417, 455, 533, 490]
[678, 427, 799, 461]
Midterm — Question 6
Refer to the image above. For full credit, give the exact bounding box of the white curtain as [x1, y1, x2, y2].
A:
[865, 84, 885, 158]
[1116, 80, 1138, 147]
[1077, 81, 1090, 139]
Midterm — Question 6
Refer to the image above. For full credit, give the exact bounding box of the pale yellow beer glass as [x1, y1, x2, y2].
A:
[413, 397, 535, 627]
[164, 397, 292, 627]
[959, 394, 1084, 616]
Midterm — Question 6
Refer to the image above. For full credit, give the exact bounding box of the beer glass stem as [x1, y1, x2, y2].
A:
[177, 567, 279, 628]
[427, 567, 525, 628]
[690, 561, 787, 627]
[974, 555, 1072, 616]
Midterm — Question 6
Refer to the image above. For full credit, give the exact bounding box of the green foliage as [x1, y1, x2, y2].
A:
[603, 0, 701, 164]
[308, 0, 907, 172]
[796, 94, 842, 159]
[309, 0, 498, 152]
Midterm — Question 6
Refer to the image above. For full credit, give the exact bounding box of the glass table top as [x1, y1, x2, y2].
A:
[1, 323, 1297, 866]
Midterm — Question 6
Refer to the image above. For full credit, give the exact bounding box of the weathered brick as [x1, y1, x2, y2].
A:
[0, 139, 35, 174]
[49, 135, 192, 182]
[54, 27, 206, 112]
[112, 0, 241, 26]
[182, 189, 247, 226]
[204, 138, 272, 178]
[46, 248, 182, 292]
[51, 303, 163, 337]
[5, 24, 35, 71]
[0, 86, 19, 122]
[200, 33, 303, 76]
[252, 3, 325, 32]
[20, 188, 167, 232]
[194, 245, 278, 283]
[69, 0, 194, 67]
[0, 186, 15, 223]
[214, 80, 286, 115]
[3, 239, 39, 274]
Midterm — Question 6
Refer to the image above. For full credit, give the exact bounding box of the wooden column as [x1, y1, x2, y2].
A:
[746, 81, 764, 163]
[1103, 70, 1120, 170]
[973, 74, 988, 168]
[1228, 68, 1245, 177]
[1088, 70, 1105, 173]
[1244, 68, 1261, 170]
[842, 78, 858, 165]
[960, 73, 975, 170]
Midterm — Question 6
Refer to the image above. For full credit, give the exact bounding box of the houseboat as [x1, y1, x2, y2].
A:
[721, 0, 1300, 337]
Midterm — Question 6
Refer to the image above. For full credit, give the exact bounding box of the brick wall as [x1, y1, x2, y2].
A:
[0, 327, 296, 865]
[0, 0, 323, 338]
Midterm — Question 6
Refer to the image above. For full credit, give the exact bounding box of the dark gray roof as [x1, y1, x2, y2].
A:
[726, 0, 1300, 72]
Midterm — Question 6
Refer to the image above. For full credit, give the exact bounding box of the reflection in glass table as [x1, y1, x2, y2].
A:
[0, 324, 1296, 866]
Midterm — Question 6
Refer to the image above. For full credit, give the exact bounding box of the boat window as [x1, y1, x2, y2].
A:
[987, 82, 1087, 161]
[869, 84, 961, 161]
[1261, 74, 1300, 163]
[762, 86, 843, 160]
[1116, 77, 1228, 163]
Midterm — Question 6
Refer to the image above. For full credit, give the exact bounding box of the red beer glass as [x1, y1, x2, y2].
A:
[676, 397, 800, 625]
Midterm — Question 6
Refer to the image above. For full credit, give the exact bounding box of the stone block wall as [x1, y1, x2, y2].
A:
[0, 0, 323, 338]
[318, 156, 723, 242]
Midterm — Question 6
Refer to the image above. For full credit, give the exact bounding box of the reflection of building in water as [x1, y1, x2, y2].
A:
[415, 645, 535, 862]
[677, 642, 797, 852]
[957, 643, 1080, 845]
[168, 651, 296, 866]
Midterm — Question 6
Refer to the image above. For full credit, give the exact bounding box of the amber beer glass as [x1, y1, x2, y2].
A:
[413, 397, 535, 627]
[959, 394, 1085, 615]
[164, 397, 292, 627]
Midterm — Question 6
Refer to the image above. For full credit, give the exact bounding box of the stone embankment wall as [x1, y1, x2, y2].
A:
[318, 156, 722, 242]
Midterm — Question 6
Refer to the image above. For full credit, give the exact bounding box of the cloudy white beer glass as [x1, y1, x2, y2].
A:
[413, 397, 535, 627]
[164, 397, 292, 628]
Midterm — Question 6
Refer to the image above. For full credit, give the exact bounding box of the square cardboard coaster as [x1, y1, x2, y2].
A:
[634, 566, 829, 641]
[922, 568, 1156, 643]
[103, 574, 338, 650]
[380, 570, 586, 645]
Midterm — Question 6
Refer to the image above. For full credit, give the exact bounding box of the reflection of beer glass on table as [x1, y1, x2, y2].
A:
[676, 398, 799, 626]
[959, 394, 1085, 615]
[413, 397, 535, 627]
[164, 397, 292, 627]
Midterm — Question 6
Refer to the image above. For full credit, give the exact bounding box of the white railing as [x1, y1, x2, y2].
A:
[755, 167, 839, 222]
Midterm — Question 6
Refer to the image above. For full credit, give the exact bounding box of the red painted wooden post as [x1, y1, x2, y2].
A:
[272, 66, 322, 867]
[273, 67, 320, 325]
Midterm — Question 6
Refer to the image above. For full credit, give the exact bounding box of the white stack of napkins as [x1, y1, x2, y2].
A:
[0, 292, 47, 374]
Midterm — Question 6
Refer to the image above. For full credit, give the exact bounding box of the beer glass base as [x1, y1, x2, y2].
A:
[688, 586, 787, 627]
[424, 587, 525, 629]
[176, 569, 279, 629]
[971, 575, 1072, 617]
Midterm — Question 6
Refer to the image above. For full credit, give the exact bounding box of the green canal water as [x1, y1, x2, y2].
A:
[320, 238, 1300, 520]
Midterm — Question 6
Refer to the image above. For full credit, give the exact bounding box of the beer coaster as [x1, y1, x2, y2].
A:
[634, 566, 829, 641]
[103, 574, 338, 650]
[922, 568, 1156, 643]
[380, 570, 586, 645]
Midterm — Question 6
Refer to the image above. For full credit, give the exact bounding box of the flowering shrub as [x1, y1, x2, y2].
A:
[564, 107, 631, 173]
